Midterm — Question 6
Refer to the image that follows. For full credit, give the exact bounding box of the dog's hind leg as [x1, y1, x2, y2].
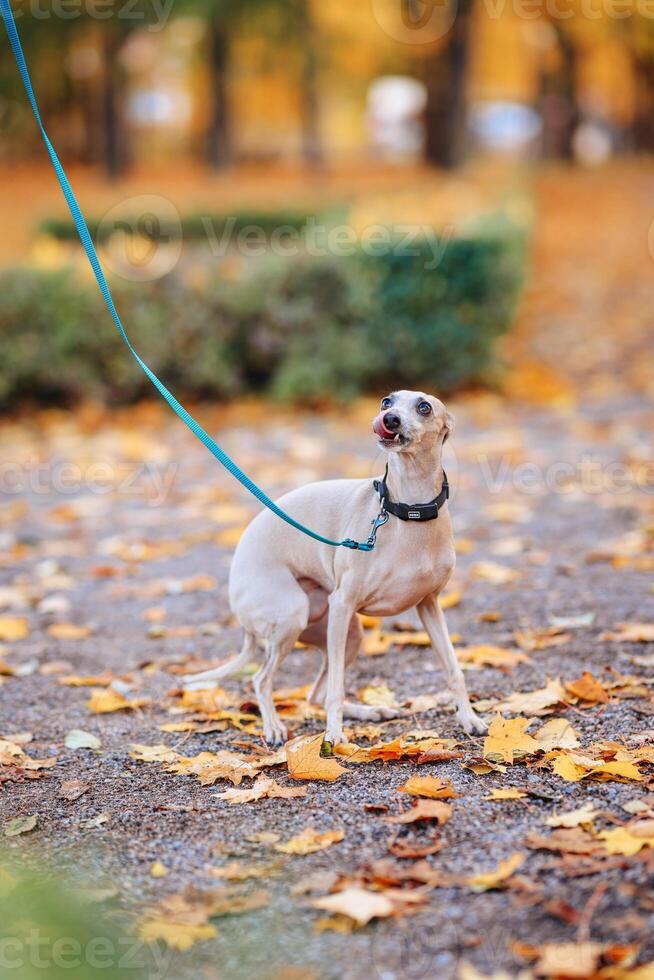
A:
[182, 632, 257, 690]
[254, 636, 296, 746]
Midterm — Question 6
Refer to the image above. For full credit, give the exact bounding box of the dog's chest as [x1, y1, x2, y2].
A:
[356, 544, 450, 617]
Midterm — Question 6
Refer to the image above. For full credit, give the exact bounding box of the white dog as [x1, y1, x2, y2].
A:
[185, 391, 486, 745]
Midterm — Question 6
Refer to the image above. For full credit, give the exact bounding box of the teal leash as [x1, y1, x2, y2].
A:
[0, 0, 376, 552]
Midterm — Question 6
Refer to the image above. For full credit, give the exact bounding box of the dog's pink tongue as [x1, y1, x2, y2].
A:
[373, 415, 395, 439]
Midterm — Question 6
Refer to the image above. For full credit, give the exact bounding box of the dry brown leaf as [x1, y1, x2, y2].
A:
[59, 779, 90, 801]
[565, 672, 609, 705]
[358, 684, 398, 708]
[602, 623, 654, 643]
[545, 803, 600, 828]
[275, 828, 344, 855]
[471, 561, 520, 585]
[286, 733, 346, 782]
[384, 799, 452, 825]
[311, 887, 395, 926]
[216, 774, 306, 805]
[467, 852, 524, 892]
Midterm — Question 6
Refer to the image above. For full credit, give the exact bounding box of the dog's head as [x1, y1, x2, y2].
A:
[373, 390, 453, 454]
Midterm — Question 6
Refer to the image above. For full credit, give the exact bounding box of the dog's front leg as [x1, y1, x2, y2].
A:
[417, 592, 487, 735]
[324, 591, 355, 745]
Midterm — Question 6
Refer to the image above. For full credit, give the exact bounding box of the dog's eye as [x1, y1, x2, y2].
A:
[417, 401, 432, 416]
[381, 397, 392, 410]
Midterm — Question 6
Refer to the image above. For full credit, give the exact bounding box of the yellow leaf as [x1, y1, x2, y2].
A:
[468, 853, 524, 892]
[551, 753, 588, 782]
[484, 716, 538, 764]
[275, 828, 344, 855]
[397, 776, 459, 799]
[86, 689, 148, 714]
[457, 645, 529, 670]
[358, 684, 398, 708]
[286, 732, 346, 782]
[138, 918, 217, 951]
[0, 617, 29, 641]
[546, 803, 600, 828]
[495, 678, 568, 716]
[470, 561, 520, 585]
[534, 718, 581, 752]
[47, 623, 92, 641]
[483, 788, 528, 802]
[216, 774, 307, 804]
[565, 672, 609, 705]
[150, 862, 168, 878]
[598, 822, 654, 857]
[440, 590, 462, 610]
[385, 799, 453, 825]
[130, 744, 180, 764]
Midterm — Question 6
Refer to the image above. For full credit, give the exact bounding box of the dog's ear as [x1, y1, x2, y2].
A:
[442, 411, 455, 443]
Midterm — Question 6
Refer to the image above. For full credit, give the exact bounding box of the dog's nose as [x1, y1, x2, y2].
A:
[383, 412, 401, 432]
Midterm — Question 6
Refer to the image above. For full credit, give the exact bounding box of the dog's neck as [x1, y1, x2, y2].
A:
[384, 442, 445, 504]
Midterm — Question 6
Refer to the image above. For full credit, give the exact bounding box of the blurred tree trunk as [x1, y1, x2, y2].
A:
[101, 30, 128, 179]
[538, 24, 579, 160]
[206, 11, 231, 169]
[422, 0, 473, 169]
[633, 53, 654, 152]
[296, 0, 324, 169]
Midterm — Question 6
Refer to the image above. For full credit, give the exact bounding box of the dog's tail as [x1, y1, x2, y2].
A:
[182, 632, 257, 690]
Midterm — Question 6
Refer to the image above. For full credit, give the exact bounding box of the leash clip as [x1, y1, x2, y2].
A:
[366, 507, 389, 550]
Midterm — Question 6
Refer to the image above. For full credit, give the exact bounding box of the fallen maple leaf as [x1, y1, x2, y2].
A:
[457, 645, 529, 670]
[598, 821, 654, 856]
[484, 716, 538, 764]
[286, 732, 346, 782]
[384, 799, 452, 825]
[494, 678, 568, 716]
[533, 718, 580, 752]
[0, 617, 29, 641]
[275, 828, 344, 855]
[471, 561, 520, 585]
[4, 814, 37, 837]
[467, 852, 524, 892]
[311, 887, 395, 926]
[47, 623, 92, 641]
[602, 623, 654, 643]
[86, 689, 148, 714]
[58, 779, 90, 802]
[397, 776, 459, 799]
[546, 802, 600, 828]
[358, 684, 398, 708]
[565, 672, 609, 705]
[216, 774, 306, 805]
[483, 788, 528, 802]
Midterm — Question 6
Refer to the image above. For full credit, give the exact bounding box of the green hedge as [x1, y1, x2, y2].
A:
[0, 225, 524, 408]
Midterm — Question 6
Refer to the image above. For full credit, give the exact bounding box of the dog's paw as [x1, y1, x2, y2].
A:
[264, 719, 288, 748]
[457, 706, 488, 736]
[342, 702, 406, 723]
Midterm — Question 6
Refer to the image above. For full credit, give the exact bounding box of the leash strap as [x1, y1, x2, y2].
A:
[374, 465, 449, 522]
[0, 0, 373, 552]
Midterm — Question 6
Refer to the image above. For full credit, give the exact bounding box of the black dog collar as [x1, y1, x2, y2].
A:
[373, 465, 449, 522]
